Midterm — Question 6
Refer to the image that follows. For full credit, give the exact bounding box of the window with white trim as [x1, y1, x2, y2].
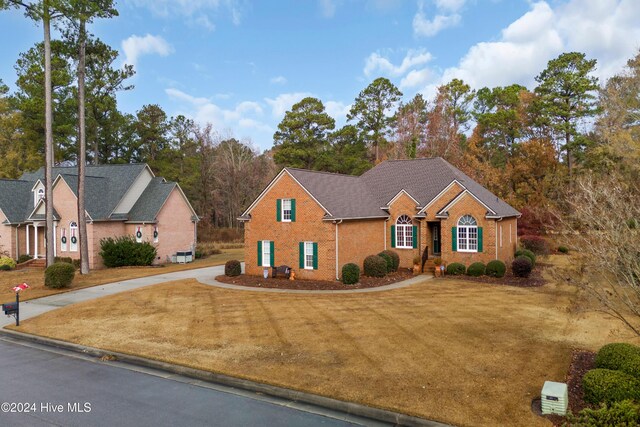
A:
[282, 199, 292, 222]
[396, 215, 413, 249]
[457, 215, 478, 252]
[304, 241, 314, 270]
[69, 221, 78, 252]
[35, 187, 44, 206]
[262, 240, 271, 267]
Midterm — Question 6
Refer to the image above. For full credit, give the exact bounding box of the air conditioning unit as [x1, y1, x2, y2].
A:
[541, 381, 568, 416]
[176, 251, 193, 264]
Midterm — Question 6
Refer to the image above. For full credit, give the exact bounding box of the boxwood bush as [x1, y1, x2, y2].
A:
[99, 236, 157, 267]
[379, 250, 400, 272]
[17, 254, 32, 264]
[595, 343, 640, 379]
[363, 255, 387, 277]
[342, 263, 360, 285]
[582, 368, 640, 404]
[54, 256, 74, 265]
[0, 257, 16, 271]
[514, 248, 536, 266]
[446, 262, 466, 275]
[377, 252, 393, 273]
[512, 256, 533, 278]
[467, 262, 486, 277]
[44, 262, 75, 288]
[486, 260, 506, 278]
[224, 260, 241, 277]
[567, 400, 640, 426]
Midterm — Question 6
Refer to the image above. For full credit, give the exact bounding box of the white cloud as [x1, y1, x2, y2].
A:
[325, 101, 352, 124]
[264, 92, 313, 118]
[426, 0, 640, 92]
[128, 0, 244, 28]
[121, 34, 173, 67]
[364, 49, 433, 77]
[400, 68, 432, 89]
[270, 76, 287, 85]
[319, 0, 337, 17]
[413, 0, 463, 37]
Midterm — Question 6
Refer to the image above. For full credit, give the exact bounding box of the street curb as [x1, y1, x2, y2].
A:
[0, 329, 451, 427]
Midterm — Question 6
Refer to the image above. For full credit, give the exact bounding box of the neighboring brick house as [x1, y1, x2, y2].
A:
[239, 157, 520, 281]
[0, 164, 198, 268]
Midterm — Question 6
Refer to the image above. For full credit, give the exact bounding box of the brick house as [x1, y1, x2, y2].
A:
[239, 157, 520, 281]
[0, 164, 198, 268]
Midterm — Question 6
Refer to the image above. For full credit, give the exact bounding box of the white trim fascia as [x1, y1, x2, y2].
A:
[385, 189, 419, 207]
[241, 168, 332, 217]
[437, 189, 497, 217]
[31, 179, 44, 192]
[418, 180, 465, 215]
[321, 215, 388, 221]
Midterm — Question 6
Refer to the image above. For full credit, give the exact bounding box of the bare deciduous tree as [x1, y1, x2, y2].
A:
[554, 173, 640, 336]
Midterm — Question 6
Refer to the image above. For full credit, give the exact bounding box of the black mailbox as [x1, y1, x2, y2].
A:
[2, 302, 18, 315]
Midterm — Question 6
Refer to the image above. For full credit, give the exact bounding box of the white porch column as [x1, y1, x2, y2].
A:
[34, 223, 38, 258]
[26, 224, 30, 256]
[53, 223, 57, 257]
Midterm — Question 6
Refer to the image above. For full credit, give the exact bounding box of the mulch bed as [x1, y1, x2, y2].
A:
[439, 262, 548, 287]
[215, 269, 415, 290]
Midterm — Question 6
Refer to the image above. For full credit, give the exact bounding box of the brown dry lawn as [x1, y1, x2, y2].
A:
[11, 255, 640, 427]
[0, 248, 243, 303]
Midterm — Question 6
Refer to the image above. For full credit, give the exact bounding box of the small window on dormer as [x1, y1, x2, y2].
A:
[35, 188, 44, 206]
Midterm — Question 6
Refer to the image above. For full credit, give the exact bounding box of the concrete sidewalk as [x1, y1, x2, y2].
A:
[2, 264, 432, 327]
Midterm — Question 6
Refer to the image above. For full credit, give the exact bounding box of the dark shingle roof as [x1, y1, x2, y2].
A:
[273, 158, 519, 220]
[286, 168, 384, 219]
[0, 180, 33, 224]
[127, 178, 176, 222]
[18, 164, 149, 221]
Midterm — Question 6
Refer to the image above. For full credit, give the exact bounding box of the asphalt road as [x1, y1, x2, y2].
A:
[0, 338, 380, 427]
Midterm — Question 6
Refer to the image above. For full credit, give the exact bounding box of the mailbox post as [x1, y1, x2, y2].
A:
[3, 283, 29, 326]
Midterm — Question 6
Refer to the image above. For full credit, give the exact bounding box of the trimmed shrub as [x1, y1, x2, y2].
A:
[363, 255, 387, 278]
[520, 235, 550, 256]
[224, 260, 241, 277]
[17, 254, 33, 264]
[54, 256, 73, 264]
[342, 263, 360, 285]
[567, 400, 640, 426]
[195, 250, 204, 259]
[44, 262, 75, 289]
[0, 257, 16, 271]
[557, 245, 569, 254]
[596, 343, 640, 379]
[72, 259, 81, 269]
[512, 256, 533, 278]
[99, 236, 157, 267]
[380, 250, 400, 272]
[377, 252, 393, 273]
[467, 262, 486, 277]
[582, 369, 640, 404]
[446, 262, 466, 275]
[514, 248, 536, 266]
[486, 260, 506, 278]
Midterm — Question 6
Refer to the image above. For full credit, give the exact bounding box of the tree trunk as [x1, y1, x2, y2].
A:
[77, 18, 90, 274]
[43, 3, 55, 267]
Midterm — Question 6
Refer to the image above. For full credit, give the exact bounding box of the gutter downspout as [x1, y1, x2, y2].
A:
[334, 219, 343, 280]
[384, 217, 389, 250]
[495, 217, 504, 259]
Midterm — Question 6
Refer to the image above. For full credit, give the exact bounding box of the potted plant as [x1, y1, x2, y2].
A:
[433, 258, 443, 277]
[412, 256, 421, 274]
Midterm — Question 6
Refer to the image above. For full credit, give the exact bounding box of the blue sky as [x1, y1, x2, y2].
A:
[1, 0, 639, 151]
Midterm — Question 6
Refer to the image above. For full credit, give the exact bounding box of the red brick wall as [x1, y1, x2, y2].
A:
[386, 192, 420, 268]
[496, 217, 518, 262]
[244, 173, 336, 280]
[338, 219, 385, 276]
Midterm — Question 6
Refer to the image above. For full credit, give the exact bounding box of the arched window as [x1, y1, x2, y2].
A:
[457, 215, 478, 252]
[69, 221, 78, 252]
[395, 215, 413, 249]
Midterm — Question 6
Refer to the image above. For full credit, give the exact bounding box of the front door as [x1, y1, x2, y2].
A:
[432, 224, 441, 255]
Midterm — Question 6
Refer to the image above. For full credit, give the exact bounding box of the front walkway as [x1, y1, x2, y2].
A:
[1, 264, 432, 327]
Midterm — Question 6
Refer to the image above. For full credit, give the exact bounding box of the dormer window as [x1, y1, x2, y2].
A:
[35, 187, 44, 206]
